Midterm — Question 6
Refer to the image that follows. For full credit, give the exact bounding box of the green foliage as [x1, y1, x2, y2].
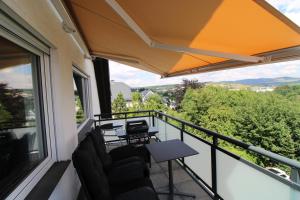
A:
[128, 83, 300, 173]
[0, 83, 26, 123]
[0, 102, 12, 124]
[144, 93, 167, 111]
[131, 92, 143, 110]
[181, 85, 300, 167]
[274, 85, 300, 100]
[112, 93, 128, 115]
[75, 95, 85, 124]
[172, 79, 205, 109]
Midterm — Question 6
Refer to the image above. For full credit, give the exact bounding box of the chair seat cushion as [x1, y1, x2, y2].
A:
[116, 187, 158, 200]
[111, 177, 155, 196]
[108, 160, 146, 185]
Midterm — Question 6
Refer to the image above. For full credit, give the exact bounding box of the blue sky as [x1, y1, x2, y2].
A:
[110, 0, 300, 87]
[0, 64, 33, 89]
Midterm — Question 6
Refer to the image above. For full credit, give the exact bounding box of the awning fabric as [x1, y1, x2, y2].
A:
[64, 0, 300, 77]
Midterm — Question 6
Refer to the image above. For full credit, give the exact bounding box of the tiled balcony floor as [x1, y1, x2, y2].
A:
[149, 157, 212, 200]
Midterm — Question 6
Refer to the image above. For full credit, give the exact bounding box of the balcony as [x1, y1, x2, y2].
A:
[95, 110, 300, 200]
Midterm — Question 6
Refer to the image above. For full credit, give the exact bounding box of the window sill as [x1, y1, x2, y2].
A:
[25, 160, 70, 200]
[77, 118, 94, 142]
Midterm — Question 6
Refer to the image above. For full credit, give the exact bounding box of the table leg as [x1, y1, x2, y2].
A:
[168, 160, 174, 199]
[156, 160, 196, 199]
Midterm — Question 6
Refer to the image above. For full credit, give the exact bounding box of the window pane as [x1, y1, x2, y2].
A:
[0, 36, 47, 198]
[73, 73, 86, 124]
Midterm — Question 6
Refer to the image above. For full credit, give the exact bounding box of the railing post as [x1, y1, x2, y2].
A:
[181, 123, 185, 165]
[291, 168, 300, 184]
[165, 116, 168, 141]
[152, 112, 155, 127]
[148, 111, 151, 126]
[211, 135, 219, 200]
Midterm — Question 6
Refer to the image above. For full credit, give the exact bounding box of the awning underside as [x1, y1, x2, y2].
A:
[64, 0, 300, 77]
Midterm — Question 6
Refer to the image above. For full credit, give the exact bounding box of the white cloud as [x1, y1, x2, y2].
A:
[267, 0, 300, 25]
[0, 64, 33, 89]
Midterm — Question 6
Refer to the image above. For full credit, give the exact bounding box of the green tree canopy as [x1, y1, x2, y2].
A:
[144, 93, 167, 111]
[181, 85, 300, 166]
[173, 79, 205, 110]
[112, 93, 128, 113]
[131, 92, 143, 111]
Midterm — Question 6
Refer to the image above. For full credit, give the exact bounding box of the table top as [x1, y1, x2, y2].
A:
[146, 139, 198, 163]
[99, 122, 123, 130]
[115, 126, 159, 138]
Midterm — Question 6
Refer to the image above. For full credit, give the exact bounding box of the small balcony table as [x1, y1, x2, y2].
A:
[146, 139, 198, 200]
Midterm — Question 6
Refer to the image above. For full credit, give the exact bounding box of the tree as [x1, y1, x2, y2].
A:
[112, 93, 128, 114]
[0, 83, 26, 127]
[0, 103, 12, 124]
[131, 92, 143, 110]
[180, 85, 300, 167]
[144, 94, 167, 111]
[173, 79, 205, 109]
[274, 85, 300, 101]
[75, 95, 85, 123]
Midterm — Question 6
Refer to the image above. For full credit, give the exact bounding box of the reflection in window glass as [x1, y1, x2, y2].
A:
[0, 36, 46, 199]
[73, 72, 87, 125]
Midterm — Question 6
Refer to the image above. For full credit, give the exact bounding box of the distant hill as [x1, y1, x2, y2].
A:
[133, 77, 300, 92]
[132, 84, 179, 92]
[221, 77, 300, 86]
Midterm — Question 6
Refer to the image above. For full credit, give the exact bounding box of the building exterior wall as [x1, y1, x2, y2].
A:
[2, 0, 100, 199]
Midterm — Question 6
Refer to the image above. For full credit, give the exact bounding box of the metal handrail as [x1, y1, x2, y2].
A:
[154, 111, 300, 170]
[95, 110, 300, 170]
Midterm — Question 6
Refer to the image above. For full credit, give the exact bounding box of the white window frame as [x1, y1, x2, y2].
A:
[0, 4, 57, 200]
[72, 66, 93, 132]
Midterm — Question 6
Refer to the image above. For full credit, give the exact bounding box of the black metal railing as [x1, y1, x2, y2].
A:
[95, 110, 300, 200]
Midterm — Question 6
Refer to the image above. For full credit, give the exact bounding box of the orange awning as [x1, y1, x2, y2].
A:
[64, 0, 300, 77]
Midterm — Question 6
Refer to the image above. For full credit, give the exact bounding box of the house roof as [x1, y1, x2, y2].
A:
[64, 0, 300, 77]
[110, 81, 132, 101]
[141, 89, 154, 101]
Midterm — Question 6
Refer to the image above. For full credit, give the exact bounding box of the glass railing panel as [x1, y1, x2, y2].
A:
[165, 123, 181, 141]
[216, 150, 300, 200]
[184, 133, 212, 187]
[156, 118, 166, 141]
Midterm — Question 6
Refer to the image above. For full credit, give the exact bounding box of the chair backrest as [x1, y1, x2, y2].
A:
[126, 120, 149, 135]
[89, 128, 112, 170]
[72, 136, 111, 200]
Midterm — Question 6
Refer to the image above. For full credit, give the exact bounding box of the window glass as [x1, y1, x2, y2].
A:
[0, 36, 47, 199]
[73, 71, 88, 125]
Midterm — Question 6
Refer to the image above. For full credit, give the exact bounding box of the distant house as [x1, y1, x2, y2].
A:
[141, 89, 154, 102]
[110, 81, 132, 106]
[251, 87, 274, 92]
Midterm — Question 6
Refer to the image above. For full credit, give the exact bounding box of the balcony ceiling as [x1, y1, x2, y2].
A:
[63, 0, 300, 77]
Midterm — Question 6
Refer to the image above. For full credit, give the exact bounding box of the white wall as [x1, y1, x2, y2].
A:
[2, 0, 100, 199]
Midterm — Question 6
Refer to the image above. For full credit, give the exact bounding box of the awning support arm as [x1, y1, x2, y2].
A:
[105, 0, 267, 63]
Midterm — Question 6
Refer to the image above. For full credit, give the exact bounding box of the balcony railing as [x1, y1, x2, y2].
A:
[95, 110, 300, 200]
